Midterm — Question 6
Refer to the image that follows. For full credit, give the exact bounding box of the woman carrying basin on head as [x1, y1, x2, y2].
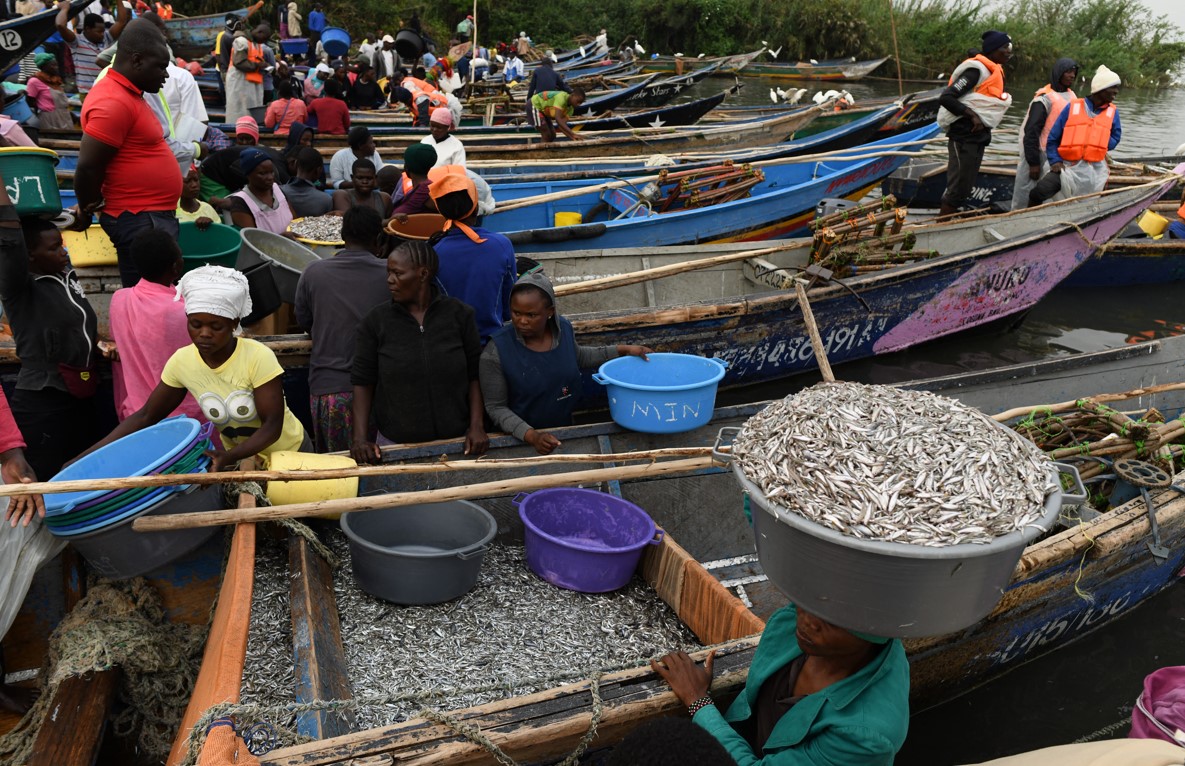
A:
[479, 271, 650, 455]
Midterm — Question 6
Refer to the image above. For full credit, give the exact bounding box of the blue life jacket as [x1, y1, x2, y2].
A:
[490, 316, 583, 430]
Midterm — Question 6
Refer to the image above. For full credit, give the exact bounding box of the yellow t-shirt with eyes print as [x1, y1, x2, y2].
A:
[161, 338, 306, 460]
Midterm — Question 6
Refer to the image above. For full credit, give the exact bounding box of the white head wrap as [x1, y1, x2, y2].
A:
[1090, 65, 1121, 94]
[175, 265, 253, 333]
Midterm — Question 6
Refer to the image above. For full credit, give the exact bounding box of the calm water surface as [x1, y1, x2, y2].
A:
[674, 72, 1185, 762]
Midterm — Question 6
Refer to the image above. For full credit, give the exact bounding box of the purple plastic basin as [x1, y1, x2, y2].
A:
[515, 488, 663, 593]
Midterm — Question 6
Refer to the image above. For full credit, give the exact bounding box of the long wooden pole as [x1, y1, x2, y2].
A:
[991, 381, 1185, 423]
[552, 242, 804, 297]
[888, 0, 904, 97]
[131, 457, 717, 531]
[0, 447, 715, 498]
[794, 279, 835, 382]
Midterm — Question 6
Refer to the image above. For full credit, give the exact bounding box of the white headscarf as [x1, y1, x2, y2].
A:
[176, 265, 253, 334]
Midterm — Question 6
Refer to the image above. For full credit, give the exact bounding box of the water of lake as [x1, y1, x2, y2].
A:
[671, 71, 1185, 762]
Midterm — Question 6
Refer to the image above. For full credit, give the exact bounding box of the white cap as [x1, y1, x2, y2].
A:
[382, 34, 395, 43]
[1091, 64, 1121, 94]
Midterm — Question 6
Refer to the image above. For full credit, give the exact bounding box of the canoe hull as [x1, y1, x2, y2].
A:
[165, 9, 249, 60]
[1063, 240, 1185, 287]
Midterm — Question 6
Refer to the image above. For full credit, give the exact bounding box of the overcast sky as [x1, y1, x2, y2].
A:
[1141, 0, 1185, 37]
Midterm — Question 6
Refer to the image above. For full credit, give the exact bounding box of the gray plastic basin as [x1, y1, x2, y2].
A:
[237, 228, 321, 304]
[340, 500, 497, 605]
[69, 484, 223, 580]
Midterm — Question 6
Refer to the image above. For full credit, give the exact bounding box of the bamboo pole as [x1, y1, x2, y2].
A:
[794, 279, 835, 382]
[131, 457, 718, 531]
[552, 242, 803, 297]
[991, 381, 1185, 423]
[0, 447, 717, 498]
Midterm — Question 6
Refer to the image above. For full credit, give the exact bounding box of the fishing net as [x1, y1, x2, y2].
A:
[0, 577, 209, 765]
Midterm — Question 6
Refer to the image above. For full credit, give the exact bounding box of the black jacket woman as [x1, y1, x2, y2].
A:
[350, 240, 489, 462]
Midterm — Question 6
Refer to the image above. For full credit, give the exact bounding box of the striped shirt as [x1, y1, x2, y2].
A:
[69, 31, 112, 93]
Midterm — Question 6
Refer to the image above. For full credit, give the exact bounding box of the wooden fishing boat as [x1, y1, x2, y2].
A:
[7, 332, 1185, 764]
[164, 5, 259, 61]
[1063, 237, 1185, 287]
[0, 0, 90, 76]
[739, 56, 891, 81]
[620, 61, 725, 109]
[572, 73, 659, 115]
[481, 123, 939, 251]
[639, 48, 767, 76]
[883, 155, 1179, 210]
[50, 101, 891, 198]
[41, 107, 818, 162]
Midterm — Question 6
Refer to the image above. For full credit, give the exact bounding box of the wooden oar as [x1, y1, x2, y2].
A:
[131, 456, 718, 531]
[0, 447, 715, 498]
[552, 242, 805, 297]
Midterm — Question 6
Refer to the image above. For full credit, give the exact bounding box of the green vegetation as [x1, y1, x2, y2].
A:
[185, 0, 1185, 87]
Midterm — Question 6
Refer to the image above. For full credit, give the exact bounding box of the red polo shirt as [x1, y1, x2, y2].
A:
[80, 69, 183, 216]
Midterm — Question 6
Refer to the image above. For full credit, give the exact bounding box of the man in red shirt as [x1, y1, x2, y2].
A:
[72, 19, 183, 288]
[307, 77, 351, 135]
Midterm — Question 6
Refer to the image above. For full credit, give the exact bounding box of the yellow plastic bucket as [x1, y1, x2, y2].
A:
[1138, 210, 1169, 239]
[554, 211, 582, 227]
[265, 451, 358, 514]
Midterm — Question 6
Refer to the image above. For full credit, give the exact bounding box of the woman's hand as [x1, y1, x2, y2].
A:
[204, 448, 237, 473]
[525, 428, 561, 455]
[618, 344, 652, 360]
[651, 650, 716, 707]
[1, 450, 44, 528]
[195, 216, 214, 231]
[351, 439, 381, 464]
[464, 426, 489, 456]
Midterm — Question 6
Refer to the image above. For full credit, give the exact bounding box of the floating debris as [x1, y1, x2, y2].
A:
[242, 532, 699, 735]
[733, 382, 1051, 547]
[290, 215, 343, 242]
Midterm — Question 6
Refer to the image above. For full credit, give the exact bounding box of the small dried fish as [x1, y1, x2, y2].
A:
[241, 533, 699, 737]
[290, 215, 344, 242]
[733, 382, 1051, 547]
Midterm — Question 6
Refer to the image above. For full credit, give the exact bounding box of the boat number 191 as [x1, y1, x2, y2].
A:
[0, 30, 22, 52]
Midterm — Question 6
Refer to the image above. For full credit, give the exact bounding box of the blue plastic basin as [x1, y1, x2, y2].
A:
[320, 27, 350, 56]
[44, 418, 203, 513]
[592, 353, 728, 434]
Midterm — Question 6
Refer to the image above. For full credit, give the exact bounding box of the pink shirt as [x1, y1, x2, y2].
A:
[0, 389, 25, 453]
[25, 77, 56, 113]
[109, 280, 203, 421]
[264, 97, 308, 135]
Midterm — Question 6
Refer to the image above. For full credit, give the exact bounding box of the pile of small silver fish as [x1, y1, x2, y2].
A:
[289, 215, 343, 242]
[733, 381, 1052, 547]
[242, 533, 698, 735]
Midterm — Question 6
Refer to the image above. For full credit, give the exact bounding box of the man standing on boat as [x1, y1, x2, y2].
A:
[73, 19, 181, 288]
[525, 56, 569, 126]
[936, 30, 1014, 217]
[1010, 58, 1077, 210]
[1028, 65, 1122, 207]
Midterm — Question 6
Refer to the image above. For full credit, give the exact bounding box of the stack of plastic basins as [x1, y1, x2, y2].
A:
[44, 418, 223, 579]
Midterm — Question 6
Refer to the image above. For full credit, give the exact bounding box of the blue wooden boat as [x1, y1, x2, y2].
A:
[621, 61, 725, 109]
[472, 104, 901, 183]
[483, 123, 941, 252]
[0, 0, 90, 76]
[1063, 238, 1185, 286]
[573, 73, 658, 115]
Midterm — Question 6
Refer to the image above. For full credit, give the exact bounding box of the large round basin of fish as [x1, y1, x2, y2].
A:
[727, 383, 1081, 638]
[516, 488, 662, 593]
[593, 353, 728, 434]
[340, 501, 497, 605]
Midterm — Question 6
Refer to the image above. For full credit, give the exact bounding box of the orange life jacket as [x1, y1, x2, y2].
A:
[1177, 200, 1185, 223]
[245, 41, 265, 84]
[949, 54, 1005, 98]
[402, 78, 450, 118]
[1058, 98, 1115, 163]
[154, 2, 173, 20]
[400, 172, 414, 194]
[1031, 84, 1074, 150]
